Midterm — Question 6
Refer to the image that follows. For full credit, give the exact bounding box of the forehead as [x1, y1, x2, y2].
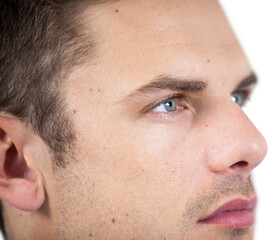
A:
[79, 0, 250, 94]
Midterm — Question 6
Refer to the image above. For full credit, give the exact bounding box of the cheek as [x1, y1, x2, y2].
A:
[106, 111, 200, 192]
[52, 110, 211, 238]
[71, 107, 205, 198]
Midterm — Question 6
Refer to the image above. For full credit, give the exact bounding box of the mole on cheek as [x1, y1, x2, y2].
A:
[111, 218, 116, 224]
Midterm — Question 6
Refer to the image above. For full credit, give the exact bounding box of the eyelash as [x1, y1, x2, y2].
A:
[143, 89, 252, 120]
[144, 94, 187, 119]
[231, 90, 252, 107]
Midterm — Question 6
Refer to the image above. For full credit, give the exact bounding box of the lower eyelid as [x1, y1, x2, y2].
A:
[146, 110, 182, 119]
[146, 107, 195, 123]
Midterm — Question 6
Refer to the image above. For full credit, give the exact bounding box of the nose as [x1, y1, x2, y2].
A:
[204, 101, 267, 178]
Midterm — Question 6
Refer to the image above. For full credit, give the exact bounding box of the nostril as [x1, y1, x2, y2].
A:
[230, 161, 248, 169]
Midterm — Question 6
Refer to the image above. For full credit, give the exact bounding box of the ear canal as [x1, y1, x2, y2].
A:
[0, 128, 44, 211]
[0, 130, 35, 181]
[5, 144, 29, 178]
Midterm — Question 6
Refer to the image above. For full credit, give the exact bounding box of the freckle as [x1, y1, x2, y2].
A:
[115, 9, 119, 12]
[73, 110, 77, 114]
[103, 147, 106, 150]
[125, 213, 129, 217]
[207, 59, 210, 63]
[98, 89, 101, 92]
[90, 88, 93, 92]
[111, 218, 116, 223]
[89, 233, 92, 237]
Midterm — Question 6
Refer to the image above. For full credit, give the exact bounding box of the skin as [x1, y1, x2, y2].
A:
[0, 0, 267, 239]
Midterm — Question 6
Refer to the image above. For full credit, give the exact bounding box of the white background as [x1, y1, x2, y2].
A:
[218, 0, 269, 239]
[0, 1, 268, 239]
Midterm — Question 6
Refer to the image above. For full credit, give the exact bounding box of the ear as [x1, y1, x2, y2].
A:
[0, 113, 45, 211]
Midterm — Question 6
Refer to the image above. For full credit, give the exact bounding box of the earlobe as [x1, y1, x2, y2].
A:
[0, 176, 45, 211]
[0, 116, 45, 211]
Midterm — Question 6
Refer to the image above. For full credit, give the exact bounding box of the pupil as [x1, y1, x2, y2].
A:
[165, 99, 176, 111]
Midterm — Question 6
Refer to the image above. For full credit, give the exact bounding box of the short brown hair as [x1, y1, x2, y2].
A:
[0, 0, 111, 167]
[0, 0, 115, 237]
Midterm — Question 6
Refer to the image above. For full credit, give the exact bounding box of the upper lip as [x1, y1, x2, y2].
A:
[199, 197, 257, 222]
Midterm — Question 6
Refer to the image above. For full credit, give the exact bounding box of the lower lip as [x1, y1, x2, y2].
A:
[199, 210, 254, 228]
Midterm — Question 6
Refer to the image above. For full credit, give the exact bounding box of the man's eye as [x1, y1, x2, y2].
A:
[152, 98, 184, 112]
[230, 91, 249, 107]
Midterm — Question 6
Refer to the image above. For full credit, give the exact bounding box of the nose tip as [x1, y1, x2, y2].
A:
[246, 135, 268, 169]
[228, 137, 267, 175]
[205, 107, 267, 178]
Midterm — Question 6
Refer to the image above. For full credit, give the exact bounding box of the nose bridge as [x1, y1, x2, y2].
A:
[205, 102, 267, 176]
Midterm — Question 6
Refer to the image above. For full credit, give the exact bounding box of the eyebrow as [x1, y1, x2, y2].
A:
[236, 72, 257, 89]
[122, 72, 257, 102]
[124, 75, 208, 100]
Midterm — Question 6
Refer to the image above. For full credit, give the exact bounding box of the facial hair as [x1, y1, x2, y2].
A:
[178, 174, 254, 240]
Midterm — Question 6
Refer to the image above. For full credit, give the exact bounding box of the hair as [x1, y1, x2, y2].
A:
[0, 0, 115, 237]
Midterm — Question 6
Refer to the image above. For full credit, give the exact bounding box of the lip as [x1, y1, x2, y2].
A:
[198, 198, 257, 228]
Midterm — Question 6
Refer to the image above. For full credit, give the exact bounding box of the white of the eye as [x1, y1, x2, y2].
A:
[152, 104, 169, 112]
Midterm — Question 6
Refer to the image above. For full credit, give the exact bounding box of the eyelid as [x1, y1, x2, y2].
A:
[231, 88, 253, 108]
[141, 93, 185, 114]
[232, 88, 251, 100]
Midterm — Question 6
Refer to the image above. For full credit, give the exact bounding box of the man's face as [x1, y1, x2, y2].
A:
[49, 0, 267, 239]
